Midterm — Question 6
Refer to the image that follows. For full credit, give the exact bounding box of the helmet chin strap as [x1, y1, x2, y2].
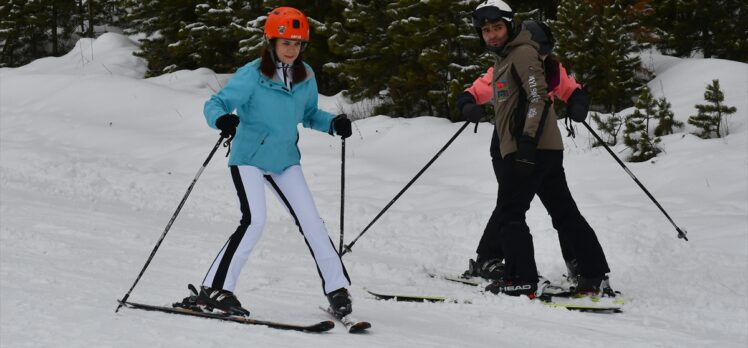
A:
[264, 39, 294, 88]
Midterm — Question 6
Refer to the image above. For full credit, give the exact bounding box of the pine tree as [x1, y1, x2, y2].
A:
[553, 0, 643, 113]
[653, 96, 682, 136]
[326, 0, 391, 102]
[123, 0, 202, 76]
[652, 0, 748, 62]
[167, 0, 261, 73]
[385, 0, 484, 119]
[75, 0, 128, 38]
[590, 112, 623, 146]
[328, 0, 483, 119]
[623, 86, 661, 162]
[0, 0, 79, 67]
[552, 0, 596, 87]
[688, 79, 737, 139]
[511, 0, 560, 21]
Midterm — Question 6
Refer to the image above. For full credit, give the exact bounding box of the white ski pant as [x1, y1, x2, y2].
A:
[202, 165, 350, 295]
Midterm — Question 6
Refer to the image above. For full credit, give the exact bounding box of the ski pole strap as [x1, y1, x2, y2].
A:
[222, 133, 234, 157]
[581, 121, 688, 241]
[341, 121, 471, 256]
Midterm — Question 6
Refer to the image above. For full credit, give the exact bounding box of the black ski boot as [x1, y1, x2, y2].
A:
[485, 278, 538, 297]
[463, 257, 506, 280]
[196, 285, 250, 316]
[575, 275, 618, 297]
[326, 288, 352, 317]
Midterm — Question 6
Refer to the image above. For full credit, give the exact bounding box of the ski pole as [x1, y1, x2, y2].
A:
[341, 121, 471, 256]
[116, 135, 229, 312]
[581, 121, 688, 241]
[339, 138, 346, 255]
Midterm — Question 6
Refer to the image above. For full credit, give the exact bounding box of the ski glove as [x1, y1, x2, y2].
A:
[461, 103, 486, 123]
[513, 137, 537, 177]
[566, 88, 590, 123]
[215, 114, 240, 138]
[332, 114, 352, 139]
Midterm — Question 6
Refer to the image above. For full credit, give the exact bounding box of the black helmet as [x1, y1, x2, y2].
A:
[521, 20, 555, 56]
[472, 0, 514, 32]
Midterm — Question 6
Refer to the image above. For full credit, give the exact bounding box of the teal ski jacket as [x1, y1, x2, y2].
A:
[204, 58, 336, 173]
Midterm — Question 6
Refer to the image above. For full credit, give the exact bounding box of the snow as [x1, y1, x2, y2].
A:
[1, 33, 747, 347]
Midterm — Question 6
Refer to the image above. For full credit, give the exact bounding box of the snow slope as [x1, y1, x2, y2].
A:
[1, 33, 746, 347]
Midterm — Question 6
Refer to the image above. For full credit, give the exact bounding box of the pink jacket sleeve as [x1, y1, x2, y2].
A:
[549, 64, 581, 103]
[465, 67, 495, 105]
[467, 64, 581, 105]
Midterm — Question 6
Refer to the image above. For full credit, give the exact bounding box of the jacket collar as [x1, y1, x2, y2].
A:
[498, 30, 538, 58]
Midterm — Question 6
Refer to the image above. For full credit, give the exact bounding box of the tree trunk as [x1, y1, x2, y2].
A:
[51, 1, 59, 55]
[87, 0, 94, 37]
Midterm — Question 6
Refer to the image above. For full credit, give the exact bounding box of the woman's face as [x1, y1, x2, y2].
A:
[275, 39, 302, 65]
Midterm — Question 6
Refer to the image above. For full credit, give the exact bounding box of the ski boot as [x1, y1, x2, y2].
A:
[326, 288, 352, 317]
[462, 257, 506, 281]
[195, 285, 250, 316]
[574, 275, 619, 297]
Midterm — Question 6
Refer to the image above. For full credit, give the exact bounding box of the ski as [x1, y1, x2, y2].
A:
[319, 306, 371, 333]
[430, 273, 573, 297]
[118, 300, 335, 333]
[536, 294, 624, 313]
[365, 289, 623, 313]
[427, 272, 483, 286]
[365, 288, 459, 303]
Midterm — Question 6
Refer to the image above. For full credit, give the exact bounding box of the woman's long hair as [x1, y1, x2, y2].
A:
[545, 53, 561, 91]
[259, 42, 308, 83]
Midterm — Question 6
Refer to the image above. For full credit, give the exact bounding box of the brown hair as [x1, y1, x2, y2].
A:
[545, 54, 560, 82]
[259, 43, 308, 83]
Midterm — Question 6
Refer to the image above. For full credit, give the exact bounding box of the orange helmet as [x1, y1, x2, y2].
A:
[264, 7, 309, 42]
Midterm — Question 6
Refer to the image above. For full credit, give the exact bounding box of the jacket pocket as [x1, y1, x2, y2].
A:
[235, 130, 268, 163]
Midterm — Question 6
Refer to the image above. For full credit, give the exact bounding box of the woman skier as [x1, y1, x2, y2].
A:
[183, 7, 354, 317]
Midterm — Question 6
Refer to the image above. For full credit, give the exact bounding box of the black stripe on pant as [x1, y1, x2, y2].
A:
[204, 165, 252, 289]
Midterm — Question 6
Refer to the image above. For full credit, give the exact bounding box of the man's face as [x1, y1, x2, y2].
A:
[481, 20, 509, 48]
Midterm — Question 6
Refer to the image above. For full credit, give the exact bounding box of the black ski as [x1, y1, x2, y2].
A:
[118, 300, 335, 333]
[319, 306, 371, 333]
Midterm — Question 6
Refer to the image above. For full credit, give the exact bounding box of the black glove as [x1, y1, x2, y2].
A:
[566, 88, 590, 122]
[513, 137, 537, 177]
[215, 114, 240, 138]
[332, 114, 352, 139]
[461, 103, 486, 123]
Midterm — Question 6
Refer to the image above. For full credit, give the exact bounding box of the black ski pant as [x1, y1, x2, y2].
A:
[476, 131, 610, 280]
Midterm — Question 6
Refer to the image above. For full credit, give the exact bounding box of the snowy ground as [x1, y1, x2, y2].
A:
[1, 33, 746, 347]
